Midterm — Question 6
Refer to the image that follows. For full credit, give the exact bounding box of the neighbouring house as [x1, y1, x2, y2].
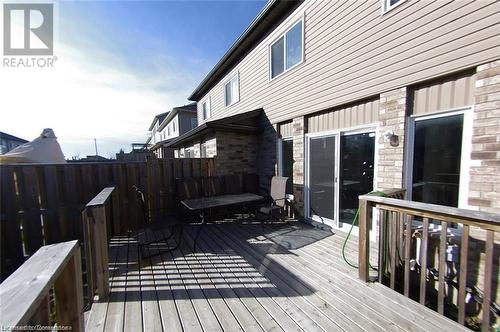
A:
[116, 143, 151, 162]
[0, 132, 28, 154]
[148, 103, 198, 158]
[170, 0, 500, 223]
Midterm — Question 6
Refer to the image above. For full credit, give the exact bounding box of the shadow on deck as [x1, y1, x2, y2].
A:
[87, 221, 467, 332]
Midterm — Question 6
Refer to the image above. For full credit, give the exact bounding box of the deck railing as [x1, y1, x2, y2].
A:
[82, 187, 115, 305]
[358, 195, 500, 331]
[0, 240, 84, 331]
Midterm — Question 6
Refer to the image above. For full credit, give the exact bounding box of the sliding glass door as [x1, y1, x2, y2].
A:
[409, 113, 465, 207]
[308, 135, 337, 224]
[306, 129, 376, 230]
[339, 132, 375, 227]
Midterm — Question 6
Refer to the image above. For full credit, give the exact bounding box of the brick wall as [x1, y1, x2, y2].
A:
[215, 131, 258, 175]
[377, 88, 407, 191]
[292, 116, 305, 217]
[469, 60, 500, 214]
[256, 122, 277, 192]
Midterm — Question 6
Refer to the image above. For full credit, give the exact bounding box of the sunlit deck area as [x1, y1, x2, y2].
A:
[86, 221, 466, 332]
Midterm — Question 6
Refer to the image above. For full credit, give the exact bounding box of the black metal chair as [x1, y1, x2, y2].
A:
[133, 185, 182, 259]
[256, 176, 289, 226]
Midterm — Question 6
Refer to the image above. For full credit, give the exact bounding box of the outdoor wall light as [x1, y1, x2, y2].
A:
[384, 130, 399, 147]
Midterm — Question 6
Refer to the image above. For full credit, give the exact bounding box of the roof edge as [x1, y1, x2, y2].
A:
[188, 0, 302, 101]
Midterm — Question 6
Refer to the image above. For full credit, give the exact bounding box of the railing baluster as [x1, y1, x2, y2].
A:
[458, 224, 469, 325]
[419, 217, 429, 306]
[378, 209, 386, 284]
[438, 221, 448, 315]
[481, 230, 494, 332]
[404, 214, 412, 297]
[390, 211, 397, 290]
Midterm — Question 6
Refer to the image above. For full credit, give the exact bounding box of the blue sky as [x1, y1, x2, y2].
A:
[0, 0, 266, 158]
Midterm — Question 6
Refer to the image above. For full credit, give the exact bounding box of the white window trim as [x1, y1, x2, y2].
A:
[201, 96, 211, 121]
[268, 15, 305, 82]
[304, 124, 379, 240]
[381, 0, 407, 14]
[404, 106, 473, 210]
[277, 136, 293, 176]
[224, 72, 240, 107]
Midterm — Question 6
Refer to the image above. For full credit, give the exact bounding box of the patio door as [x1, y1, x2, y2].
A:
[338, 131, 376, 232]
[406, 109, 472, 208]
[307, 134, 338, 226]
[306, 129, 376, 230]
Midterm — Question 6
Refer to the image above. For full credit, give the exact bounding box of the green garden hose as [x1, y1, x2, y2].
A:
[341, 190, 386, 270]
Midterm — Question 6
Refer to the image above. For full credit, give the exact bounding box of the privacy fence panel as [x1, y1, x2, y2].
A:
[0, 158, 215, 281]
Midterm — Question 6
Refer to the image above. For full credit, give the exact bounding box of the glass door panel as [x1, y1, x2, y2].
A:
[412, 114, 463, 207]
[309, 135, 336, 222]
[339, 132, 375, 226]
[282, 139, 294, 193]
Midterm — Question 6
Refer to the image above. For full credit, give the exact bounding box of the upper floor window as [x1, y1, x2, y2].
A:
[224, 73, 239, 107]
[383, 0, 406, 13]
[191, 118, 197, 129]
[202, 97, 211, 120]
[173, 120, 176, 132]
[270, 19, 303, 79]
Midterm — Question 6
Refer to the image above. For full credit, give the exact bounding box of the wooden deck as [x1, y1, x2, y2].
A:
[86, 221, 468, 332]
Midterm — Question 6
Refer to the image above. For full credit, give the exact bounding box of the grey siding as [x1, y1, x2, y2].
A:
[279, 122, 293, 137]
[179, 111, 197, 134]
[196, 0, 500, 125]
[308, 98, 379, 133]
[412, 71, 476, 115]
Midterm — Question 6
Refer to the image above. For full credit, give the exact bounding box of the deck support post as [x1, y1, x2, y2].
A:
[358, 198, 371, 282]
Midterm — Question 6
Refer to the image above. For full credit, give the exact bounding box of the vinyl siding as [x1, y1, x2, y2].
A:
[412, 71, 476, 115]
[279, 121, 293, 137]
[196, 0, 500, 126]
[308, 98, 379, 133]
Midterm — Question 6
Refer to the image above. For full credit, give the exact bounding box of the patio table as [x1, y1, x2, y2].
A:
[181, 193, 265, 250]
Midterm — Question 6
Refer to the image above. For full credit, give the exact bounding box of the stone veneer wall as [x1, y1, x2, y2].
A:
[469, 60, 500, 214]
[292, 116, 305, 217]
[377, 88, 407, 191]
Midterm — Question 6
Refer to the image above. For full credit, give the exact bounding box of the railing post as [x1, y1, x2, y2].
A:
[358, 197, 371, 282]
[54, 246, 84, 332]
[91, 205, 110, 299]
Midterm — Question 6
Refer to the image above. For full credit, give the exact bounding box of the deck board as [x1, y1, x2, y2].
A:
[87, 221, 469, 332]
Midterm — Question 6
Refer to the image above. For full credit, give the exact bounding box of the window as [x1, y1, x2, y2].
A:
[202, 97, 210, 120]
[224, 74, 239, 107]
[167, 126, 170, 137]
[383, 0, 406, 13]
[279, 138, 294, 193]
[270, 19, 303, 79]
[173, 120, 176, 132]
[191, 118, 197, 129]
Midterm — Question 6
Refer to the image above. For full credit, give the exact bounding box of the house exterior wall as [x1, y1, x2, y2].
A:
[469, 61, 500, 214]
[179, 111, 198, 133]
[195, 0, 499, 126]
[307, 98, 379, 133]
[215, 131, 259, 175]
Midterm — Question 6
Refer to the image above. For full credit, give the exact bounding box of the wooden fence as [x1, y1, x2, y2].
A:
[0, 158, 215, 281]
[358, 195, 500, 331]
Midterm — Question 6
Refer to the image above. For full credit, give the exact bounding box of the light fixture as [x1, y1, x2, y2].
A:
[384, 130, 399, 147]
